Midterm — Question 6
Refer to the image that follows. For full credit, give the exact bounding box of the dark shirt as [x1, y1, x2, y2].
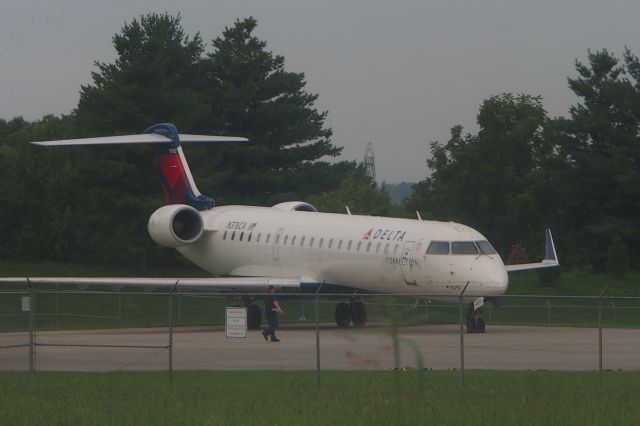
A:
[264, 295, 276, 314]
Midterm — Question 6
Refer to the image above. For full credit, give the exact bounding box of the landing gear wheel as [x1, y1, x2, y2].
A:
[466, 302, 486, 333]
[335, 302, 352, 328]
[351, 301, 368, 327]
[247, 304, 262, 330]
[467, 318, 485, 333]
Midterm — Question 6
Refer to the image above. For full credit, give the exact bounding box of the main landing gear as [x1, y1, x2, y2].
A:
[243, 297, 262, 330]
[466, 297, 486, 333]
[335, 300, 368, 328]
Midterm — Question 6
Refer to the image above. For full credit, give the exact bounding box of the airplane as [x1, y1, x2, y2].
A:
[0, 123, 559, 333]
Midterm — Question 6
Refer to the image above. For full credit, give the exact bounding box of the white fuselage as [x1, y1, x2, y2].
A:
[177, 205, 509, 297]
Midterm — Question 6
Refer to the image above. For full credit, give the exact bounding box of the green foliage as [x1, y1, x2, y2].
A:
[77, 13, 207, 132]
[0, 14, 358, 266]
[2, 14, 640, 274]
[408, 49, 640, 270]
[536, 267, 561, 286]
[1, 371, 639, 425]
[544, 49, 640, 271]
[407, 94, 550, 256]
[191, 17, 346, 206]
[607, 234, 630, 278]
[307, 177, 397, 216]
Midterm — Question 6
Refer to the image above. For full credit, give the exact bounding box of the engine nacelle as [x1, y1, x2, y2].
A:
[147, 204, 204, 248]
[272, 201, 318, 212]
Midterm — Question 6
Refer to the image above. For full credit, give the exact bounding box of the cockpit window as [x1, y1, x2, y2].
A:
[451, 241, 478, 255]
[426, 241, 449, 254]
[476, 240, 497, 255]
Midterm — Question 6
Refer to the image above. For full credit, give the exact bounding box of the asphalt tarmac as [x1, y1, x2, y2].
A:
[1, 324, 639, 371]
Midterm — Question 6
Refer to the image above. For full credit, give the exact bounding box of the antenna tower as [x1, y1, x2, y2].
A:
[364, 141, 376, 184]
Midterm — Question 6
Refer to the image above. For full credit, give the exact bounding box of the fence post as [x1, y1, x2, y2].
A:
[27, 278, 35, 385]
[598, 285, 608, 385]
[55, 283, 59, 329]
[610, 300, 616, 326]
[459, 282, 470, 387]
[177, 295, 182, 322]
[315, 287, 321, 386]
[169, 281, 179, 381]
[546, 300, 551, 324]
[117, 292, 122, 326]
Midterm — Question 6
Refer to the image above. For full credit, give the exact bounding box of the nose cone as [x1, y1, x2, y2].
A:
[487, 259, 509, 295]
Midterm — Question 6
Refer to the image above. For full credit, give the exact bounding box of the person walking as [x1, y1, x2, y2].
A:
[262, 285, 284, 342]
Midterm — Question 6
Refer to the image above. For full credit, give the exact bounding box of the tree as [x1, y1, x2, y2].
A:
[607, 234, 629, 278]
[407, 94, 551, 256]
[193, 17, 347, 206]
[0, 115, 83, 261]
[307, 175, 397, 217]
[0, 14, 364, 266]
[548, 49, 640, 270]
[77, 13, 207, 133]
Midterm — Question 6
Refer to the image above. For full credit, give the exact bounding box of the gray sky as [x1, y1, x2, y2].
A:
[2, 0, 640, 183]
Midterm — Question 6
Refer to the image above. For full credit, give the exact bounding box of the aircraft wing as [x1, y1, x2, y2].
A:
[0, 276, 301, 292]
[505, 229, 560, 272]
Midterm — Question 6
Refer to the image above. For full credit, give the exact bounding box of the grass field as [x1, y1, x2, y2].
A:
[2, 265, 639, 424]
[1, 370, 638, 425]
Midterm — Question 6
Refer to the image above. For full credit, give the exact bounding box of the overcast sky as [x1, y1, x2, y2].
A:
[2, 0, 640, 183]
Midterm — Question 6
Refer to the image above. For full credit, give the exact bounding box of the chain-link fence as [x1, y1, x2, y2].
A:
[1, 285, 639, 384]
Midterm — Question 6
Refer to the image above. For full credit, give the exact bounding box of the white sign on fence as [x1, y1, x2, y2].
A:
[21, 296, 30, 312]
[225, 307, 247, 338]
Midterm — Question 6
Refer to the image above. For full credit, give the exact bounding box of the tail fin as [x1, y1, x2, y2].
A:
[145, 123, 213, 210]
[31, 122, 248, 211]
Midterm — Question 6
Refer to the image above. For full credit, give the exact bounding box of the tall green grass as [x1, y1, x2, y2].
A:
[0, 370, 638, 425]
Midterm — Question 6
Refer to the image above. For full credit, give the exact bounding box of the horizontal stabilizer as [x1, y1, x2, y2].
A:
[505, 228, 559, 272]
[31, 134, 248, 146]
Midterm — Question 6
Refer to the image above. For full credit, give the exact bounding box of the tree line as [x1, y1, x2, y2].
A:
[408, 49, 640, 275]
[0, 13, 638, 275]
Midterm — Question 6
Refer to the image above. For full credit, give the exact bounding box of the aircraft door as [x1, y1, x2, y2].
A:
[401, 241, 417, 285]
[273, 228, 285, 260]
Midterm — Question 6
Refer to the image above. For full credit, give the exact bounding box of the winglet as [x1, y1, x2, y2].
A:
[505, 229, 560, 272]
[543, 228, 558, 263]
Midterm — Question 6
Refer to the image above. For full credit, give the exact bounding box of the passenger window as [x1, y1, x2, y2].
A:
[310, 237, 315, 247]
[231, 231, 236, 241]
[223, 230, 228, 240]
[248, 233, 252, 242]
[394, 244, 399, 255]
[300, 236, 306, 247]
[357, 241, 362, 251]
[376, 242, 381, 253]
[283, 235, 289, 245]
[275, 234, 281, 244]
[319, 238, 324, 248]
[329, 238, 333, 249]
[291, 236, 297, 246]
[338, 240, 343, 249]
[427, 241, 449, 255]
[367, 242, 372, 252]
[452, 242, 479, 255]
[240, 232, 244, 241]
[384, 243, 389, 254]
[347, 241, 352, 250]
[266, 234, 271, 243]
[257, 233, 262, 243]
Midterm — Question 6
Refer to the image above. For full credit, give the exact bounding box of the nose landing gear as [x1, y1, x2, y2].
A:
[467, 297, 486, 333]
